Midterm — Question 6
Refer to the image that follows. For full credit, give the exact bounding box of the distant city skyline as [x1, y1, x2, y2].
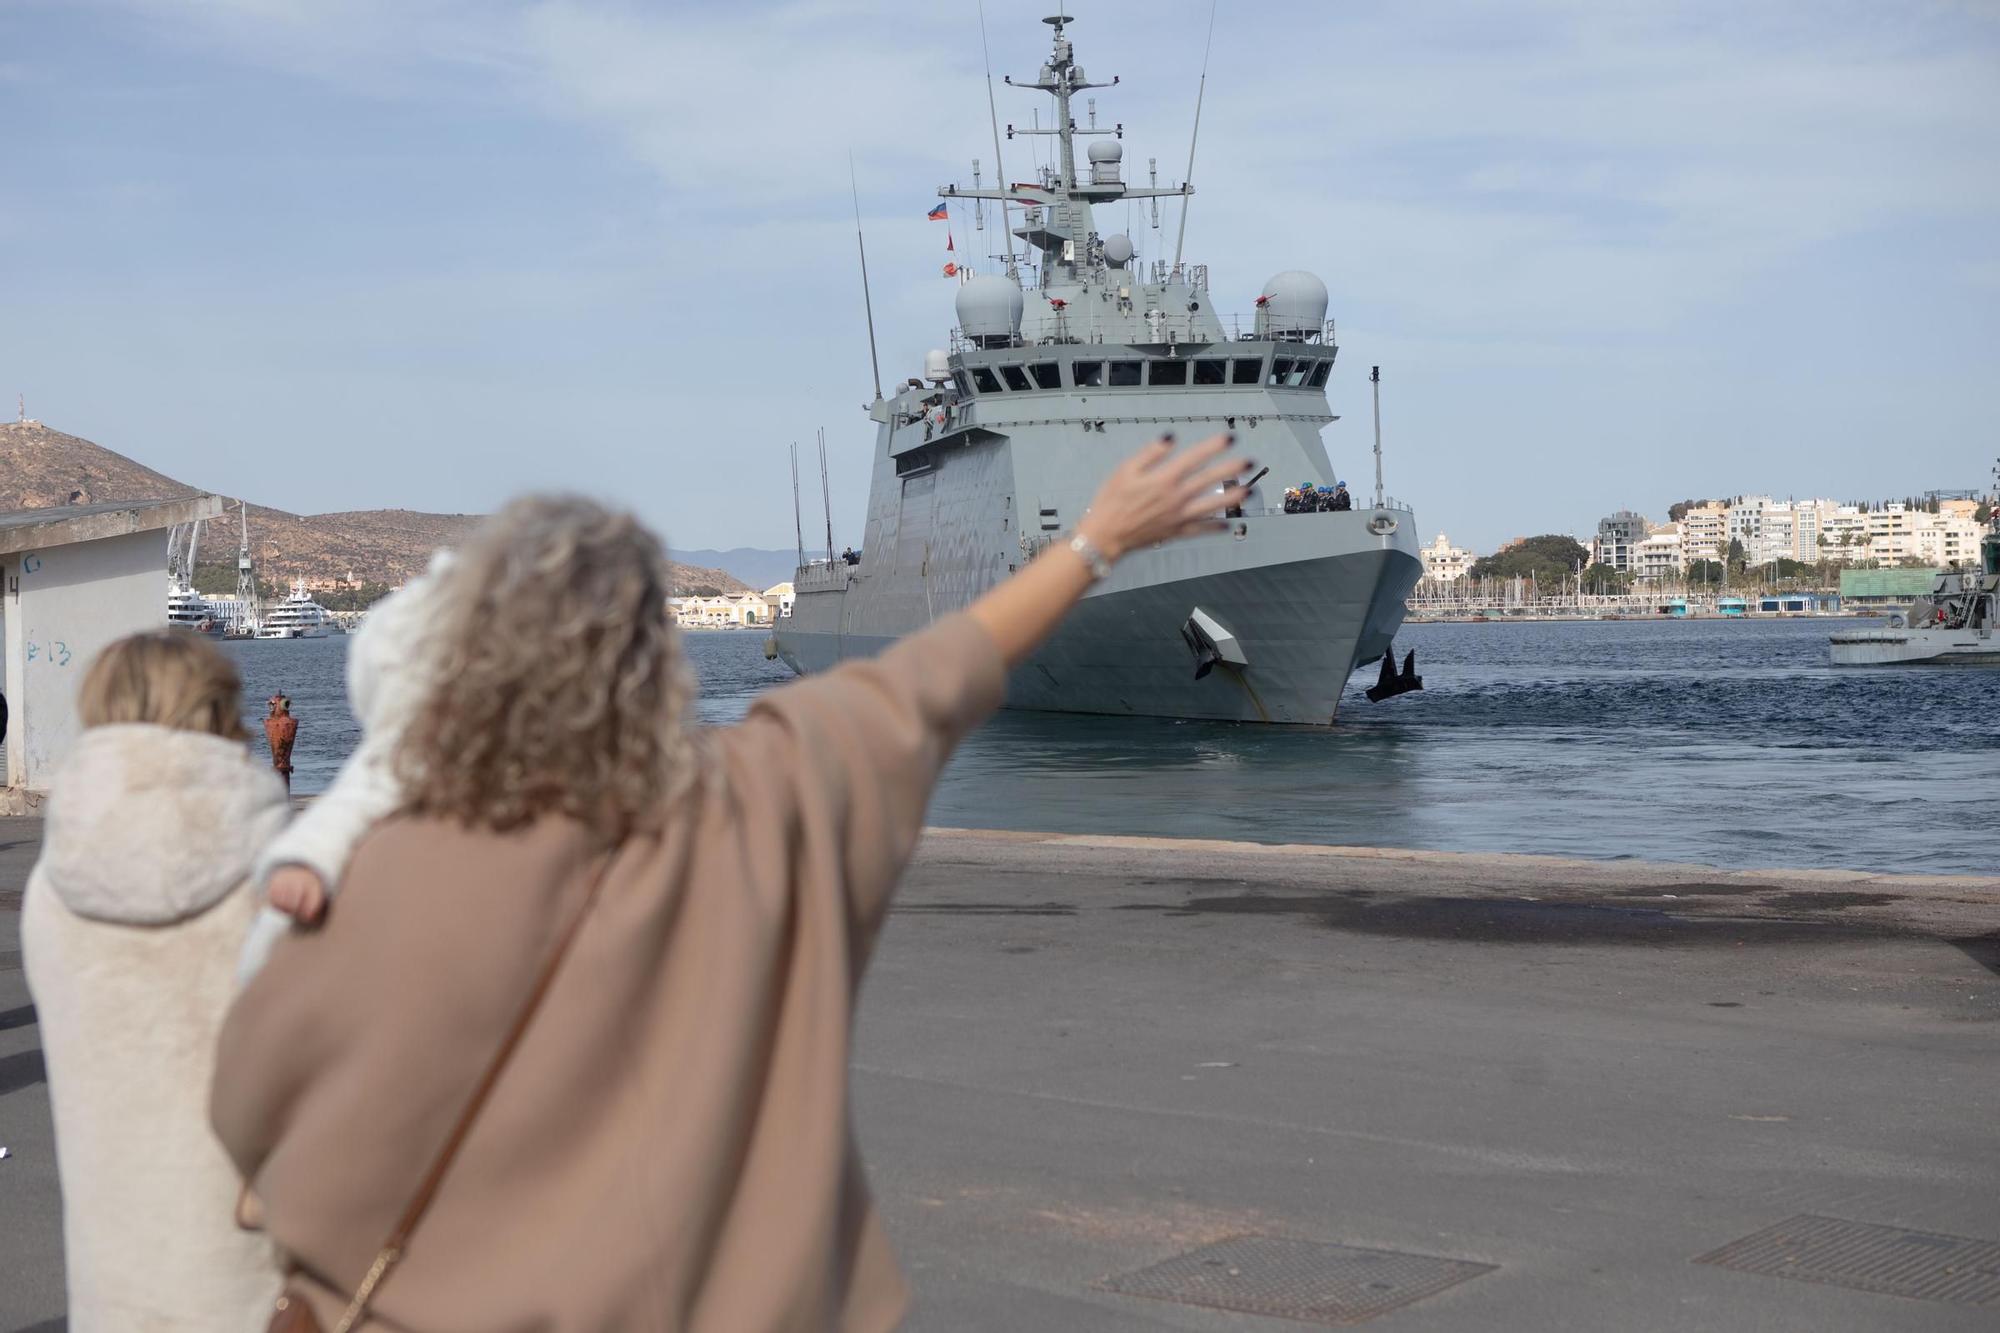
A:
[5, 0, 1996, 555]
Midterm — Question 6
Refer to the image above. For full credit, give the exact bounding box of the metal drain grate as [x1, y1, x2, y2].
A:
[1697, 1214, 2000, 1306]
[1100, 1234, 1495, 1326]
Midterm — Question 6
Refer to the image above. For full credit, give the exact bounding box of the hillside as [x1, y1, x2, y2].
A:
[669, 546, 802, 590]
[0, 420, 751, 594]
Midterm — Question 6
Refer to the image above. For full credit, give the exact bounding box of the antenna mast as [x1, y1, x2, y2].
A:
[977, 0, 1017, 273]
[789, 442, 806, 570]
[1172, 0, 1219, 269]
[817, 428, 835, 561]
[1370, 366, 1385, 511]
[848, 156, 884, 404]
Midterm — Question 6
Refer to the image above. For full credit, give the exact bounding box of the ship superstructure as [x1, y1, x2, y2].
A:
[774, 12, 1423, 723]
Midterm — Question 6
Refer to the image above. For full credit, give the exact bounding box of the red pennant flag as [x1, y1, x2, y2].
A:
[946, 231, 955, 252]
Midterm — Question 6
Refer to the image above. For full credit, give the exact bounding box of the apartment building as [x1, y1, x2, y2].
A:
[1592, 511, 1650, 572]
[1680, 504, 1728, 563]
[1631, 525, 1686, 583]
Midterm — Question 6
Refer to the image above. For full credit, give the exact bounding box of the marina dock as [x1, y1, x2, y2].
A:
[3, 822, 1996, 1329]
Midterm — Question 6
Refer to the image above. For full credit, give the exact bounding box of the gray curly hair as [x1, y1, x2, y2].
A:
[394, 494, 698, 838]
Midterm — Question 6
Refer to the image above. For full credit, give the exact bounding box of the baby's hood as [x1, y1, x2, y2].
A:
[348, 548, 455, 735]
[39, 724, 289, 924]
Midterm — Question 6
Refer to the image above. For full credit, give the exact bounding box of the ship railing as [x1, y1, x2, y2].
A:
[1143, 261, 1210, 290]
[793, 558, 852, 593]
[946, 315, 1338, 354]
[1217, 316, 1338, 345]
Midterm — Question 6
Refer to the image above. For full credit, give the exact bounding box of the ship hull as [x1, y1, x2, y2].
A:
[776, 515, 1422, 724]
[1828, 629, 2000, 666]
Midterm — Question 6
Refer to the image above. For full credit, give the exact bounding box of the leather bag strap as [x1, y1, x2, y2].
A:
[331, 849, 614, 1333]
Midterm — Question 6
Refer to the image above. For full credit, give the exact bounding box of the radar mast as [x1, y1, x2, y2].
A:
[940, 12, 1190, 279]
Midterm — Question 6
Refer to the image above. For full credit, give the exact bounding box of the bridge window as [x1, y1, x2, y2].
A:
[1030, 362, 1062, 389]
[1231, 358, 1263, 384]
[1108, 360, 1142, 387]
[1074, 361, 1105, 387]
[970, 366, 1002, 393]
[1269, 358, 1310, 388]
[1193, 359, 1228, 385]
[1307, 361, 1332, 388]
[1148, 360, 1189, 386]
[1000, 364, 1031, 392]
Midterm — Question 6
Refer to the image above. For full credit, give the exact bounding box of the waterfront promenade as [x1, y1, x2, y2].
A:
[3, 822, 1996, 1330]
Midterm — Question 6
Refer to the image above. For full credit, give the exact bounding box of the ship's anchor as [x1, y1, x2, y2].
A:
[1365, 647, 1423, 701]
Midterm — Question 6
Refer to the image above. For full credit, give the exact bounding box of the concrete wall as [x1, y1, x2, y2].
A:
[2, 529, 168, 793]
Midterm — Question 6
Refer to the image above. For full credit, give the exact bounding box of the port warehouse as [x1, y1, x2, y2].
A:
[1, 496, 222, 808]
[1836, 566, 1944, 608]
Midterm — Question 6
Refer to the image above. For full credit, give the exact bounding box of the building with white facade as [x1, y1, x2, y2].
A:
[3, 496, 225, 807]
[1419, 533, 1473, 584]
[762, 581, 796, 619]
[1680, 504, 1728, 564]
[669, 592, 771, 628]
[1630, 525, 1686, 583]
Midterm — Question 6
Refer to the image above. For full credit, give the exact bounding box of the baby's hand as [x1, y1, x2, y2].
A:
[267, 865, 328, 926]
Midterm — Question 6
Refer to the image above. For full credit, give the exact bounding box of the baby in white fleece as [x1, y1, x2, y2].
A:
[239, 552, 454, 984]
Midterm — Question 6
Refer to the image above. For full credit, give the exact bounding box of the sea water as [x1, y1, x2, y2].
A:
[227, 617, 2000, 876]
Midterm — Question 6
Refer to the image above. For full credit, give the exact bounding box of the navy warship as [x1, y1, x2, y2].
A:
[775, 11, 1423, 723]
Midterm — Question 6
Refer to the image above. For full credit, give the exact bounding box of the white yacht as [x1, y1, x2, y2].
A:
[255, 578, 334, 639]
[165, 584, 225, 636]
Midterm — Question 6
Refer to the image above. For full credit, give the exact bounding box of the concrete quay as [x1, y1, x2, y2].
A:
[4, 821, 1998, 1331]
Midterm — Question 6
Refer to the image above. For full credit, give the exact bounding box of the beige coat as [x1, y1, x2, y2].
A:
[211, 614, 1004, 1332]
[23, 725, 290, 1332]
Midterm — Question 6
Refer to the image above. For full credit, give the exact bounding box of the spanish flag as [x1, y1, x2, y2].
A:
[927, 202, 948, 221]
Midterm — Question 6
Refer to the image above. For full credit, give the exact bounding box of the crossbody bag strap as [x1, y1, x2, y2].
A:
[330, 849, 614, 1333]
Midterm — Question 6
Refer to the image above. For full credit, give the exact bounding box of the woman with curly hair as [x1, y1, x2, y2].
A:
[211, 434, 1251, 1332]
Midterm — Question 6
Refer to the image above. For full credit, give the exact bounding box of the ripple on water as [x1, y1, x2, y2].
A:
[226, 617, 2000, 876]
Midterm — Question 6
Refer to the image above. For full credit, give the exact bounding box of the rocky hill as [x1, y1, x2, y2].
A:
[0, 420, 751, 594]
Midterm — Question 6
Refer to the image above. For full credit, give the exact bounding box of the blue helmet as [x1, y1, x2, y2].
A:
[1336, 479, 1348, 488]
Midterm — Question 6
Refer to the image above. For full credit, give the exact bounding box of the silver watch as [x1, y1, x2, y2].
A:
[1067, 532, 1113, 580]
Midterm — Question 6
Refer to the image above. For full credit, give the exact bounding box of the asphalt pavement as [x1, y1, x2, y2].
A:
[2, 822, 1996, 1331]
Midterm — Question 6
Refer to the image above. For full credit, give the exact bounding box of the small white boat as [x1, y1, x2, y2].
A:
[256, 578, 334, 639]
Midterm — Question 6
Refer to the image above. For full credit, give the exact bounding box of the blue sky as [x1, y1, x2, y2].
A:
[4, 0, 1996, 554]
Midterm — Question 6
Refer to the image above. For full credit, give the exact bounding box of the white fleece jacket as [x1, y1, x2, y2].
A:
[22, 724, 290, 1333]
[238, 550, 452, 983]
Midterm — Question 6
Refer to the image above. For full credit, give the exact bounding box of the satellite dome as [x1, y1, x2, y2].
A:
[1087, 136, 1125, 185]
[1258, 269, 1329, 339]
[1102, 233, 1134, 268]
[923, 348, 951, 384]
[955, 274, 1024, 346]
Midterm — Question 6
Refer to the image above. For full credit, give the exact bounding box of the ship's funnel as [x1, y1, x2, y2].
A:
[1256, 270, 1329, 341]
[956, 274, 1025, 348]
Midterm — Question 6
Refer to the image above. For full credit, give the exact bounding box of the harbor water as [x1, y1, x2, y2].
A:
[227, 616, 2000, 877]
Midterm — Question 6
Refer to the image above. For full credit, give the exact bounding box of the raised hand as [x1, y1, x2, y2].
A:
[1074, 434, 1254, 561]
